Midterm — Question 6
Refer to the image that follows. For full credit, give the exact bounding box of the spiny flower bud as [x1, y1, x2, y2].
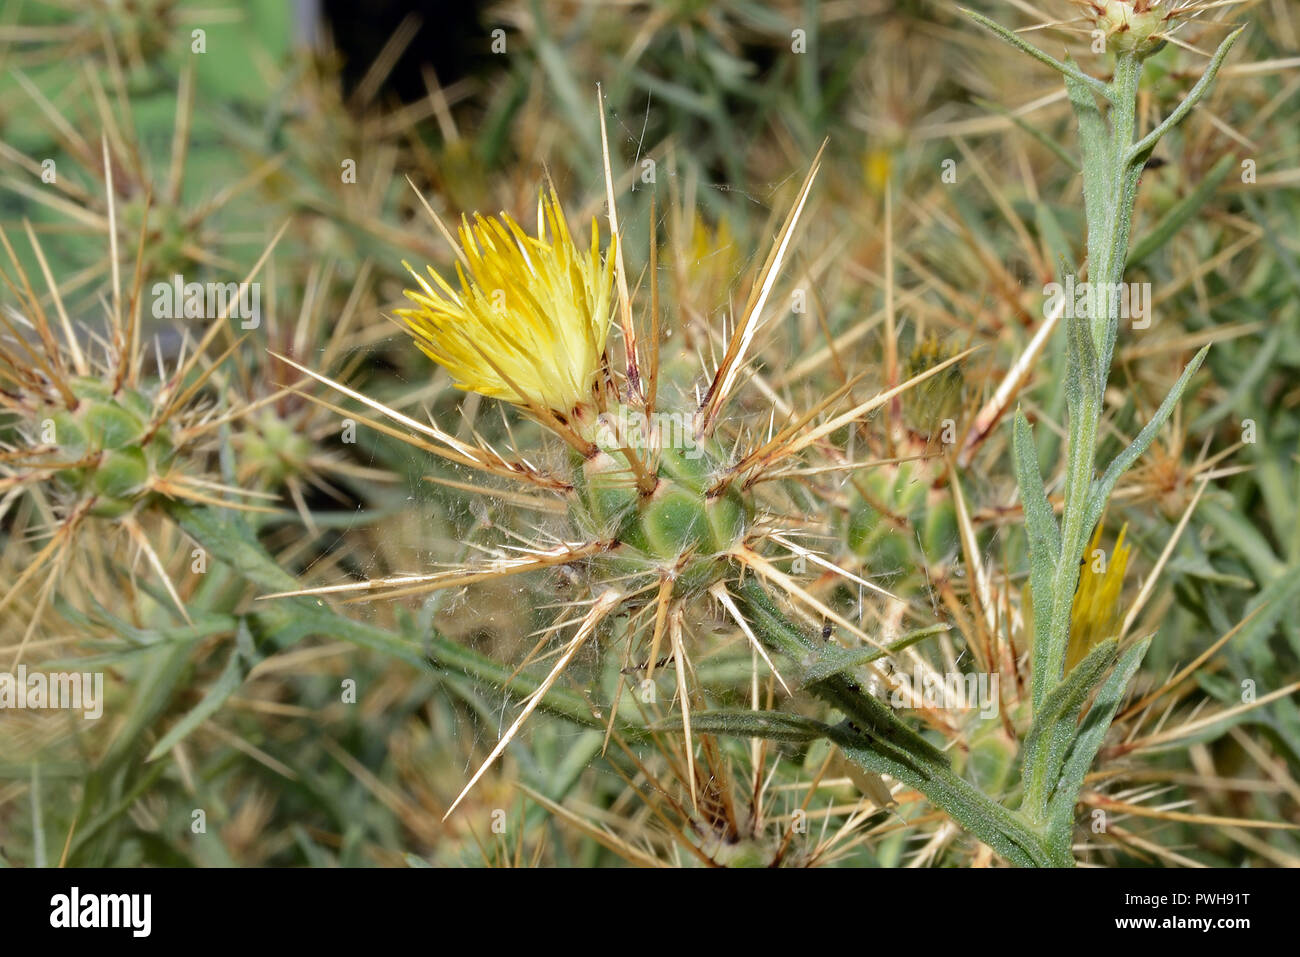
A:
[48, 379, 175, 518]
[576, 441, 750, 597]
[1078, 0, 1192, 57]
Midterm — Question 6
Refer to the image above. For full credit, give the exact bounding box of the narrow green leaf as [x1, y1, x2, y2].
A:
[800, 624, 948, 687]
[1128, 26, 1247, 163]
[961, 8, 1111, 100]
[652, 709, 835, 744]
[1064, 65, 1109, 256]
[1047, 636, 1152, 842]
[832, 731, 1053, 867]
[1084, 345, 1209, 534]
[1014, 410, 1061, 702]
[733, 578, 1061, 865]
[656, 700, 1051, 864]
[735, 578, 947, 764]
[1014, 410, 1061, 559]
[1021, 637, 1119, 821]
[1064, 284, 1101, 407]
[100, 639, 198, 771]
[145, 623, 252, 761]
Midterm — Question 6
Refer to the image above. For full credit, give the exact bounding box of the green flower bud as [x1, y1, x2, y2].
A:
[89, 447, 151, 516]
[82, 401, 145, 450]
[573, 437, 749, 597]
[1086, 0, 1177, 57]
[45, 380, 173, 515]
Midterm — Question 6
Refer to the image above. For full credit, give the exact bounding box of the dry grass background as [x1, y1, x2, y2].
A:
[0, 0, 1297, 866]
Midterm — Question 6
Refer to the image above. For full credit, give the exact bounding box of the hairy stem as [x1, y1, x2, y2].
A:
[1023, 52, 1145, 826]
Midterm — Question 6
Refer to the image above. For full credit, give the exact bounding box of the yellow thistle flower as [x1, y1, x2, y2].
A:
[683, 215, 737, 313]
[1067, 523, 1131, 670]
[396, 187, 615, 416]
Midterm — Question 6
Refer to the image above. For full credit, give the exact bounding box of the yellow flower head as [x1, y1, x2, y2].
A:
[1067, 523, 1131, 670]
[396, 187, 615, 415]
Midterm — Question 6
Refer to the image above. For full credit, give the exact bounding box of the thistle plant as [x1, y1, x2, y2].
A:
[0, 163, 286, 632]
[7, 1, 1289, 870]
[271, 95, 1011, 830]
[963, 3, 1246, 861]
[272, 0, 1265, 861]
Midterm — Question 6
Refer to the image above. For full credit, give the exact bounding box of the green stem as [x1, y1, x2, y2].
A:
[971, 12, 1245, 840]
[734, 577, 1056, 867]
[1023, 53, 1145, 824]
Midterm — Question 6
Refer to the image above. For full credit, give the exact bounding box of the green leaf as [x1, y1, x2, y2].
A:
[1128, 26, 1248, 163]
[1021, 637, 1119, 822]
[1070, 280, 1105, 399]
[733, 577, 1057, 866]
[1047, 636, 1152, 843]
[1084, 345, 1209, 534]
[652, 709, 835, 744]
[734, 578, 947, 764]
[682, 699, 1056, 865]
[832, 730, 1054, 868]
[1013, 411, 1061, 556]
[145, 621, 256, 762]
[1064, 64, 1110, 260]
[961, 8, 1111, 101]
[800, 624, 948, 687]
[1014, 410, 1062, 707]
